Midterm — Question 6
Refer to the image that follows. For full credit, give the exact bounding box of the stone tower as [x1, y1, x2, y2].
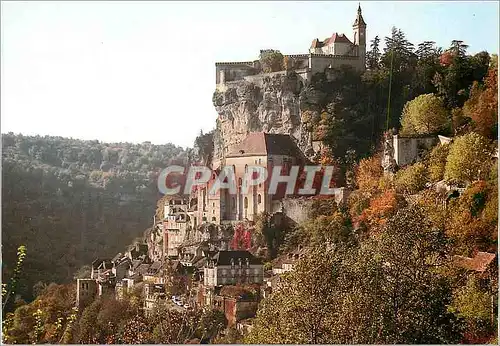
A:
[353, 3, 367, 69]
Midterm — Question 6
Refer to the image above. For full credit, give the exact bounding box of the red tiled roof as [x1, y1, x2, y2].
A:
[226, 132, 305, 159]
[310, 33, 352, 49]
[329, 33, 352, 44]
[453, 252, 496, 272]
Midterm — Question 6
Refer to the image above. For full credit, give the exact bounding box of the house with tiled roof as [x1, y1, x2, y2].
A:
[196, 132, 309, 223]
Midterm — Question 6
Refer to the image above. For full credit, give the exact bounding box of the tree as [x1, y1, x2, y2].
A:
[363, 206, 462, 344]
[259, 49, 284, 73]
[450, 276, 497, 343]
[444, 132, 492, 184]
[427, 143, 450, 182]
[248, 206, 463, 344]
[358, 189, 405, 231]
[366, 36, 381, 69]
[446, 180, 497, 254]
[355, 156, 383, 194]
[400, 94, 449, 135]
[394, 162, 428, 194]
[462, 59, 498, 138]
[246, 249, 345, 344]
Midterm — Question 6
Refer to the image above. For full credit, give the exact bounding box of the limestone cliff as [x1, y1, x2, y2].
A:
[212, 72, 316, 163]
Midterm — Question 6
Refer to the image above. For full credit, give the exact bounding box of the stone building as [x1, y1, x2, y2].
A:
[196, 132, 308, 223]
[76, 278, 97, 309]
[161, 195, 191, 257]
[215, 4, 367, 85]
[204, 250, 264, 288]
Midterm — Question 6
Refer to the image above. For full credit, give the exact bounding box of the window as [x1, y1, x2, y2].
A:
[245, 164, 248, 173]
[202, 217, 207, 221]
[244, 197, 248, 209]
[213, 202, 215, 207]
[212, 217, 216, 221]
[258, 158, 261, 164]
[258, 194, 262, 204]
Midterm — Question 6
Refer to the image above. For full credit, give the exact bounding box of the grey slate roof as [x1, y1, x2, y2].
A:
[211, 251, 263, 266]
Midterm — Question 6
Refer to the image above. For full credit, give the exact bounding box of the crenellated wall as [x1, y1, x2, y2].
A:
[215, 53, 363, 86]
[309, 54, 363, 74]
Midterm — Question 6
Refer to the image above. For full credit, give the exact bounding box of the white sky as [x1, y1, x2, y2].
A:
[1, 1, 498, 148]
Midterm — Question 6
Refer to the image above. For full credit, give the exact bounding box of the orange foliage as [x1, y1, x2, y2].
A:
[463, 64, 498, 138]
[320, 147, 335, 165]
[358, 190, 403, 231]
[355, 156, 383, 194]
[440, 51, 453, 67]
[446, 181, 497, 253]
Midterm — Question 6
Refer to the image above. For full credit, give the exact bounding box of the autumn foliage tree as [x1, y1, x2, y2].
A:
[231, 223, 252, 250]
[462, 57, 498, 138]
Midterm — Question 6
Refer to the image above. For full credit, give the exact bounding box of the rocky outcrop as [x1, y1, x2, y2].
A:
[212, 72, 315, 163]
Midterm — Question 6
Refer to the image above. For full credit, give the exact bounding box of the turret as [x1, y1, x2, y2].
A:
[353, 3, 367, 69]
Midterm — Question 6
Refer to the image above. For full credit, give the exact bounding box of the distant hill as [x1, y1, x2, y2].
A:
[1, 133, 189, 302]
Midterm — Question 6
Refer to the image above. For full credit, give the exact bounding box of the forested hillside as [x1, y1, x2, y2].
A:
[1, 134, 188, 302]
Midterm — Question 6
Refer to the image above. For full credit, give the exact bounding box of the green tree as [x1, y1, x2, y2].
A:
[366, 36, 381, 69]
[394, 162, 428, 194]
[259, 49, 284, 73]
[427, 143, 450, 182]
[444, 132, 492, 184]
[400, 94, 449, 135]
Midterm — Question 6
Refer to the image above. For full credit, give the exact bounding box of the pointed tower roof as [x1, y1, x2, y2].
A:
[353, 3, 367, 27]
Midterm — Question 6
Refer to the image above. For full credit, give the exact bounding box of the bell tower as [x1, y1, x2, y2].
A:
[353, 3, 367, 69]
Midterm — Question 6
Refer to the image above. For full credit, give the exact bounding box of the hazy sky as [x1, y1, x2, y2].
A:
[1, 1, 499, 148]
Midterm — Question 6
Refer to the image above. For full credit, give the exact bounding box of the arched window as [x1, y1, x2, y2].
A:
[245, 164, 248, 173]
[258, 194, 262, 204]
[244, 197, 248, 209]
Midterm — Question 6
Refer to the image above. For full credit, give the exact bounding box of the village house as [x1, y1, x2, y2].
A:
[202, 250, 264, 306]
[272, 246, 306, 275]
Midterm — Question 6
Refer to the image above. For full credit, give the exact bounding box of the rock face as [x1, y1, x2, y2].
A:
[212, 72, 315, 163]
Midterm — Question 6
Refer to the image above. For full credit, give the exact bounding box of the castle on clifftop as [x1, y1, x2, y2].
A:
[215, 4, 367, 86]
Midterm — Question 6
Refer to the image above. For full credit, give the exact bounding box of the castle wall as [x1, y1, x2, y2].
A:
[309, 54, 363, 74]
[393, 134, 438, 167]
[216, 62, 257, 84]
